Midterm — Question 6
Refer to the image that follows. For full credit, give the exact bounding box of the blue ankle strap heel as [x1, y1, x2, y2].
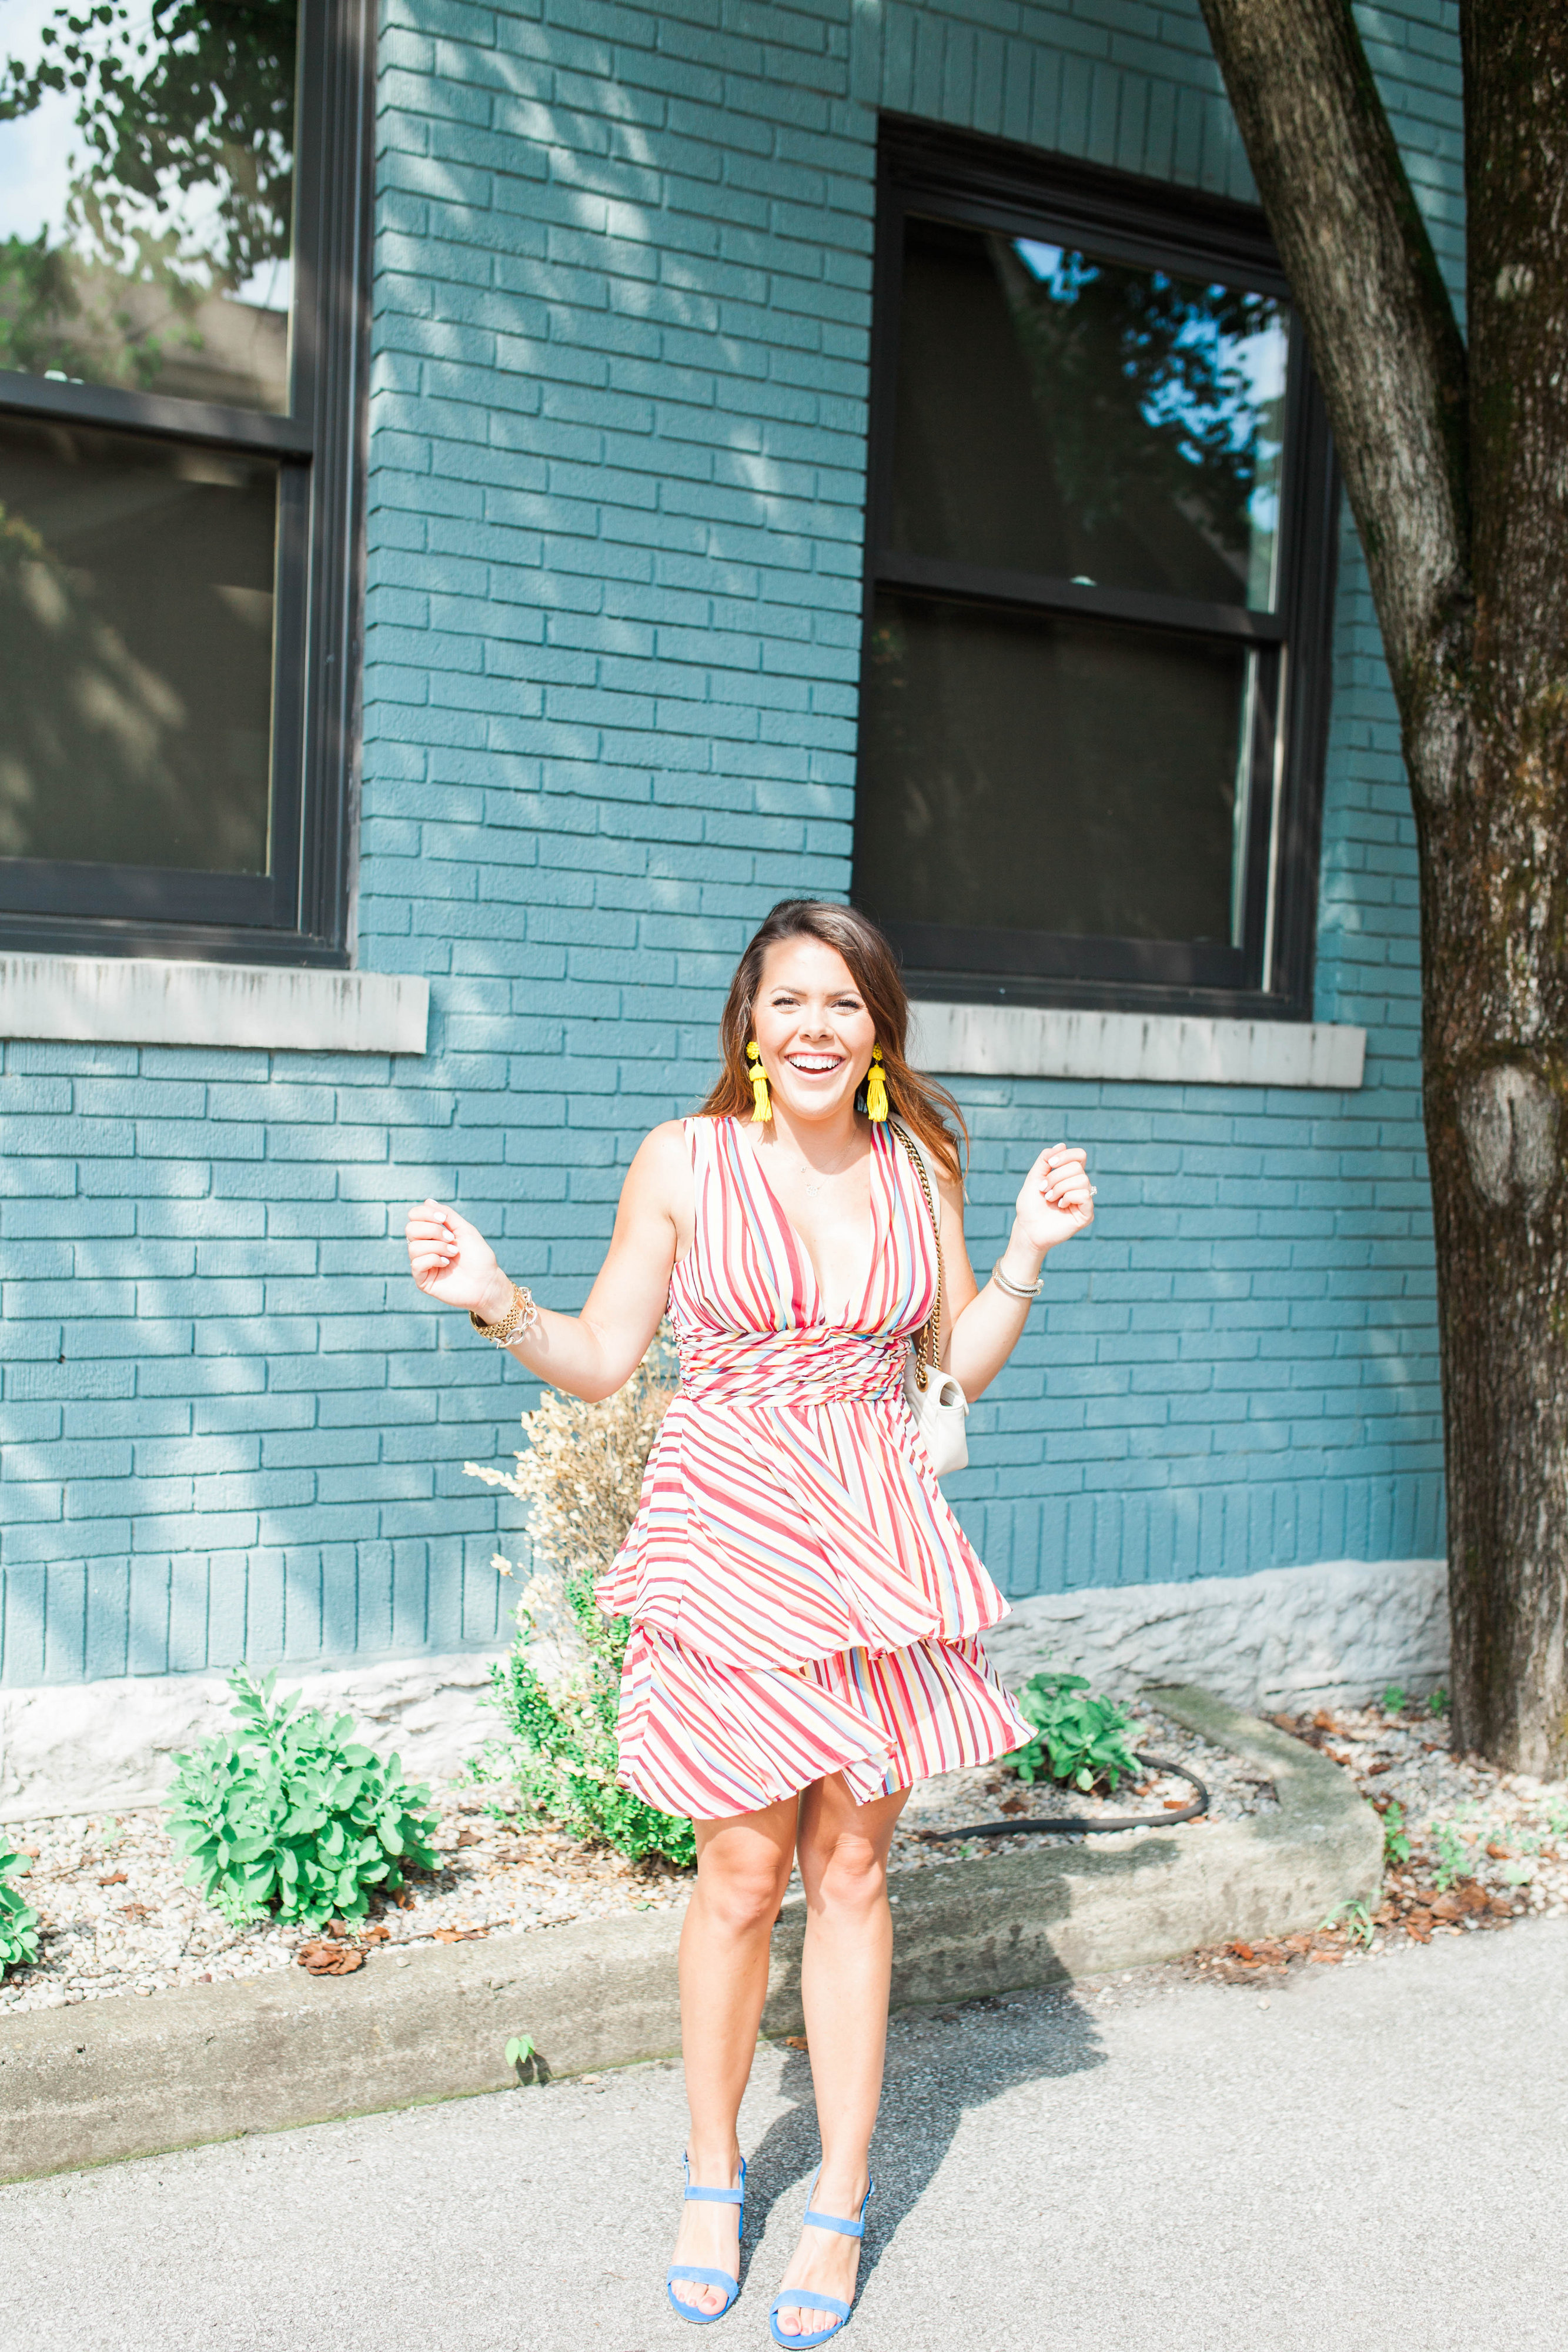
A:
[666, 2154, 746, 2325]
[768, 2172, 875, 2348]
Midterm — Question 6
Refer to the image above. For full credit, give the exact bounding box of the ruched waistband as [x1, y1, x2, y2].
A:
[677, 1325, 907, 1408]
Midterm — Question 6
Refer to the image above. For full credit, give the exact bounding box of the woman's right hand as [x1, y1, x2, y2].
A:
[404, 1199, 509, 1319]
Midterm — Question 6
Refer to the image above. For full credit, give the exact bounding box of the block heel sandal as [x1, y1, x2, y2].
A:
[767, 2173, 875, 2348]
[666, 2154, 746, 2326]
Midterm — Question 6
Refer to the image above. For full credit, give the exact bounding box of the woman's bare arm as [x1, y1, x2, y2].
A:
[940, 1145, 1095, 1401]
[403, 1122, 690, 1402]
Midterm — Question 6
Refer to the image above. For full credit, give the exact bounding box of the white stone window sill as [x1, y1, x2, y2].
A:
[908, 1000, 1365, 1089]
[0, 955, 429, 1055]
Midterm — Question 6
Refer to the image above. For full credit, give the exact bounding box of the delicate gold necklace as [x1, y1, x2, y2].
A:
[771, 1135, 861, 1199]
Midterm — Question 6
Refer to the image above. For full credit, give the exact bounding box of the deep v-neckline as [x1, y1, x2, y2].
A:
[734, 1118, 886, 1327]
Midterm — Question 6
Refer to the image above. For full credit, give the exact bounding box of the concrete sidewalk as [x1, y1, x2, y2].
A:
[5, 1920, 1564, 2352]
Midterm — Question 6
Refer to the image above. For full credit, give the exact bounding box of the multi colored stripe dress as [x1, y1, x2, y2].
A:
[596, 1115, 1031, 1820]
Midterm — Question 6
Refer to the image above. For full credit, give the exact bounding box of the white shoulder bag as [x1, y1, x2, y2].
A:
[892, 1119, 969, 1477]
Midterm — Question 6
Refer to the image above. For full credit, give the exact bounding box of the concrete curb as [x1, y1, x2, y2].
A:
[0, 1687, 1379, 2186]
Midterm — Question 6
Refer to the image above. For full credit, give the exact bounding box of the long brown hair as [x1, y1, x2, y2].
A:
[697, 900, 968, 1182]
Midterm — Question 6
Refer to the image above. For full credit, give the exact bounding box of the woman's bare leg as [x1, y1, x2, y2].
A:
[668, 1795, 799, 2316]
[771, 1774, 908, 2338]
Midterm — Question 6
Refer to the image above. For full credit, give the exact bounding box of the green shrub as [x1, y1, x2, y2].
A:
[0, 1843, 40, 1975]
[1005, 1670, 1144, 1794]
[164, 1669, 440, 1929]
[464, 1330, 696, 1869]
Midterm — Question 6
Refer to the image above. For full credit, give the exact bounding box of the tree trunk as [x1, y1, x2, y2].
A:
[1425, 3, 1568, 1770]
[1199, 0, 1568, 1768]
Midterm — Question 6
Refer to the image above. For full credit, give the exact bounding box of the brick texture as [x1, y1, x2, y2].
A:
[0, 0, 1459, 1683]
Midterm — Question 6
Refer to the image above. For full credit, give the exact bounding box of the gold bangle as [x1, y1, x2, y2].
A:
[470, 1281, 539, 1347]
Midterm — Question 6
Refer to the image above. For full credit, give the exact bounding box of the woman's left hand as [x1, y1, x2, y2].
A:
[1012, 1144, 1096, 1257]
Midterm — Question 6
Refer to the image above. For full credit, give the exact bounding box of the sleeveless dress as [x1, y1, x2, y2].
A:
[596, 1115, 1031, 1819]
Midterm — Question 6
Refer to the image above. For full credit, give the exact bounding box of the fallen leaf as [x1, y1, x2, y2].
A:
[433, 1926, 487, 1943]
[1429, 1896, 1460, 1923]
[120, 1902, 149, 1922]
[783, 2034, 809, 2051]
[1406, 1917, 1433, 1944]
[98, 1870, 128, 1887]
[296, 1942, 366, 1976]
[1487, 1892, 1516, 1916]
[1457, 1882, 1489, 1914]
[360, 1921, 390, 1943]
[455, 1828, 481, 1848]
[997, 1796, 1028, 1816]
[1162, 1798, 1188, 1810]
[1366, 1760, 1392, 1775]
[1485, 1841, 1512, 1861]
[1312, 1710, 1338, 1732]
[1308, 1950, 1342, 1965]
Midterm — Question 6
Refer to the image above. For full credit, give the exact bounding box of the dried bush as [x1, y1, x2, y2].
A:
[464, 1325, 694, 1867]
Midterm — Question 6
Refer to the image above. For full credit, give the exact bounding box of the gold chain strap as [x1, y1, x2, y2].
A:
[892, 1121, 942, 1392]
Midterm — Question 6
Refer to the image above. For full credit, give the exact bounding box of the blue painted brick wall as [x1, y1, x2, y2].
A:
[0, 0, 1459, 1685]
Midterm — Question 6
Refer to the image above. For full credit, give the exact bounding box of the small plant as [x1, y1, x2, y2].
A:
[465, 1329, 696, 1870]
[0, 1843, 40, 1975]
[1320, 1899, 1375, 1948]
[1381, 1799, 1412, 1867]
[1005, 1671, 1144, 1794]
[504, 2032, 548, 2084]
[1432, 1819, 1469, 1891]
[1381, 1683, 1406, 1713]
[1427, 1686, 1450, 1716]
[165, 1669, 440, 1929]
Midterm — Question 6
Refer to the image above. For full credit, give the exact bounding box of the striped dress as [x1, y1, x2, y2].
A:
[596, 1115, 1030, 1819]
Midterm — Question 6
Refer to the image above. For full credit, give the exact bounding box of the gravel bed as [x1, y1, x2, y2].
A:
[26, 1692, 1547, 2017]
[1193, 1693, 1568, 1985]
[1272, 1695, 1568, 1935]
[0, 1790, 687, 2016]
[888, 1701, 1278, 1869]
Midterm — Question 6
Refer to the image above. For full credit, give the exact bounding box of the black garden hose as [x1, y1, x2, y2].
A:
[913, 1752, 1210, 1841]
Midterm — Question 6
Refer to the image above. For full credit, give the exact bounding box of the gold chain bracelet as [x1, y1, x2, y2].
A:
[470, 1281, 540, 1347]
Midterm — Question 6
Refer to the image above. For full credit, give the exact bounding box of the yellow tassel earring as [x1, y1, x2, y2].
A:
[745, 1040, 773, 1124]
[865, 1046, 890, 1122]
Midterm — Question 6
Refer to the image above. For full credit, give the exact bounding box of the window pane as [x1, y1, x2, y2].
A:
[891, 216, 1288, 610]
[0, 0, 299, 413]
[855, 593, 1255, 946]
[0, 416, 276, 871]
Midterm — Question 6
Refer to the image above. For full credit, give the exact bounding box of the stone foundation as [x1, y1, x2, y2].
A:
[1, 1556, 1449, 1821]
[984, 1555, 1449, 1713]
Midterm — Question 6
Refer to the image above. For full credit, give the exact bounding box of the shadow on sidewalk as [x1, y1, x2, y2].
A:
[737, 1981, 1108, 2297]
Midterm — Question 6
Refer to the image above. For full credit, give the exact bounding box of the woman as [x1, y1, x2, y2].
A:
[405, 900, 1095, 2343]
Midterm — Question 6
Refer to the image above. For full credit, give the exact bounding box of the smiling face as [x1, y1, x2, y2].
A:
[751, 936, 877, 1129]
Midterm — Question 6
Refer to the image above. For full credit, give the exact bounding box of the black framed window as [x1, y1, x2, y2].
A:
[852, 124, 1340, 1018]
[0, 0, 372, 964]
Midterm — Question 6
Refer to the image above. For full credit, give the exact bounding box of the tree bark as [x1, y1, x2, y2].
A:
[1199, 0, 1568, 1769]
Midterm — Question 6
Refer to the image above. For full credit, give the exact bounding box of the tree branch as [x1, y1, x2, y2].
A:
[1198, 0, 1470, 791]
